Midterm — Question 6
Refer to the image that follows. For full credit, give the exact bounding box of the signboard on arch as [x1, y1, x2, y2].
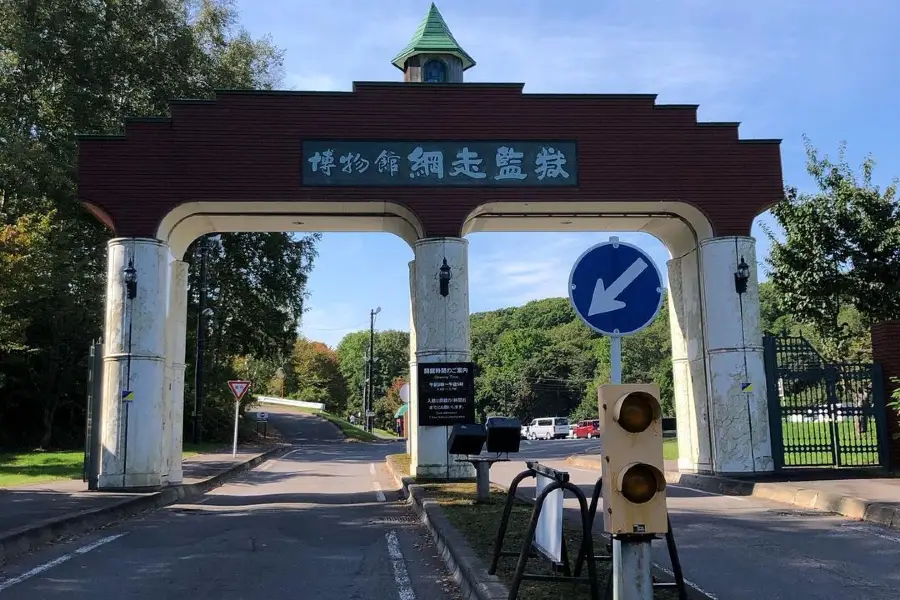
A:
[302, 140, 578, 187]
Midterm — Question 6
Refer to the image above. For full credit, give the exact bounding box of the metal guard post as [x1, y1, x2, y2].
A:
[490, 466, 536, 575]
[490, 462, 599, 600]
[506, 478, 599, 600]
[574, 476, 606, 577]
[525, 460, 570, 483]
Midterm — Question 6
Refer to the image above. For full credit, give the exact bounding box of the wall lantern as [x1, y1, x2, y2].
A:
[439, 258, 452, 297]
[734, 256, 750, 295]
[123, 259, 137, 300]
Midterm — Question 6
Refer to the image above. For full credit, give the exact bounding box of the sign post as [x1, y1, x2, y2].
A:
[568, 236, 664, 600]
[255, 411, 269, 438]
[227, 380, 252, 458]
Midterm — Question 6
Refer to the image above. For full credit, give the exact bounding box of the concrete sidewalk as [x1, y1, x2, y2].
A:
[0, 445, 286, 564]
[567, 453, 900, 529]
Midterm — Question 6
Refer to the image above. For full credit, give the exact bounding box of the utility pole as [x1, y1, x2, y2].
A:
[362, 349, 370, 427]
[193, 236, 208, 445]
[367, 307, 380, 432]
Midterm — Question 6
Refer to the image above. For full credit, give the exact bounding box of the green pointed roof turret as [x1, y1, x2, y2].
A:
[391, 3, 476, 71]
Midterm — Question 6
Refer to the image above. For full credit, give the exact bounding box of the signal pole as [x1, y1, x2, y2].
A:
[605, 344, 660, 600]
[366, 307, 380, 432]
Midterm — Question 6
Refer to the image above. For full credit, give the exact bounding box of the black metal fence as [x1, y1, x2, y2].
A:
[764, 334, 889, 470]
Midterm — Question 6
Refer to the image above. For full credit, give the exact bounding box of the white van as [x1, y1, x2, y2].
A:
[523, 417, 569, 440]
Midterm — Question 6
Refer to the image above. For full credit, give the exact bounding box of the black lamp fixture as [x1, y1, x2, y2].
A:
[439, 257, 452, 297]
[123, 259, 137, 300]
[734, 256, 750, 295]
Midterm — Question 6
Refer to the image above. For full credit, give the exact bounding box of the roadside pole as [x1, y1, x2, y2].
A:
[227, 380, 252, 458]
[609, 334, 653, 599]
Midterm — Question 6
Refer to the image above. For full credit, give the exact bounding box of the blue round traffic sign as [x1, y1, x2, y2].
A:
[568, 239, 664, 336]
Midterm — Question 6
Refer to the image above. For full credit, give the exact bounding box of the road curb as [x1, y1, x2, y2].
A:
[566, 454, 900, 531]
[0, 444, 289, 566]
[385, 458, 509, 600]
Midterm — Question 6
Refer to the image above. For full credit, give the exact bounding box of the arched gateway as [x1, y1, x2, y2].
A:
[78, 4, 783, 489]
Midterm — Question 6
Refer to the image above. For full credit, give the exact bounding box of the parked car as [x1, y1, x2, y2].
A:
[522, 417, 570, 440]
[573, 419, 600, 439]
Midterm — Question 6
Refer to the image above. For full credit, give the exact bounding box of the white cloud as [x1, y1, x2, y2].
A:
[469, 232, 670, 311]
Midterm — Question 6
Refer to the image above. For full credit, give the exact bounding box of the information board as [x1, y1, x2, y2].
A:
[417, 362, 475, 426]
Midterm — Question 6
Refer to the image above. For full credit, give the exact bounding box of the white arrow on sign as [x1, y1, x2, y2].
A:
[588, 258, 649, 316]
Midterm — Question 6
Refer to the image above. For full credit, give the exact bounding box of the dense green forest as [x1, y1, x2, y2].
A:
[470, 296, 673, 422]
[279, 296, 673, 432]
[288, 279, 876, 432]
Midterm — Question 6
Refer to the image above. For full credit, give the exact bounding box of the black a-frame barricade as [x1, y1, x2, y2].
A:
[489, 461, 689, 600]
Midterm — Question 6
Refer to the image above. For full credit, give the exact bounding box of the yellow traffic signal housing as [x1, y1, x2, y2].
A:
[598, 383, 668, 536]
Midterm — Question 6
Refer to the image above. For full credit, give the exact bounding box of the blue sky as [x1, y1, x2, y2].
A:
[232, 0, 900, 347]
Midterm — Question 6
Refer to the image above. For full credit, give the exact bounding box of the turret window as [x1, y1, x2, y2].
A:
[423, 59, 448, 83]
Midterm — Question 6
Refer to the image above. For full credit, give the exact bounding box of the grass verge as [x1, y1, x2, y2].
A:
[0, 450, 84, 487]
[317, 411, 381, 442]
[387, 452, 411, 476]
[421, 483, 679, 600]
[0, 441, 242, 488]
[663, 438, 678, 461]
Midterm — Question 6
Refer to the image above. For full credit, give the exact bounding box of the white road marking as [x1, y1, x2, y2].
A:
[258, 447, 302, 473]
[655, 566, 719, 599]
[370, 463, 377, 476]
[0, 533, 127, 593]
[840, 523, 900, 544]
[385, 530, 416, 600]
[373, 482, 386, 502]
[666, 484, 750, 502]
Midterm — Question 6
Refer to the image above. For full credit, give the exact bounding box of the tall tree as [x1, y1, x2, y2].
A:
[286, 338, 348, 414]
[0, 0, 317, 447]
[335, 329, 410, 416]
[374, 376, 407, 432]
[763, 137, 899, 360]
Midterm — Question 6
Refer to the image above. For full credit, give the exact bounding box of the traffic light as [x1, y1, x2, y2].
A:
[598, 383, 668, 536]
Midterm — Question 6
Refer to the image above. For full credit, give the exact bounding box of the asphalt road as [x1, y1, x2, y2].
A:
[0, 408, 456, 600]
[502, 437, 900, 600]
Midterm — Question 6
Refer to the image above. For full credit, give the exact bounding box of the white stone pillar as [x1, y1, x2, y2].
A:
[407, 262, 415, 458]
[165, 260, 189, 484]
[667, 248, 713, 473]
[409, 238, 474, 479]
[98, 238, 169, 490]
[697, 236, 773, 474]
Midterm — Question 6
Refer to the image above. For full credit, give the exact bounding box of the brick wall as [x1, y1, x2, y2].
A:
[77, 84, 784, 238]
[871, 321, 900, 469]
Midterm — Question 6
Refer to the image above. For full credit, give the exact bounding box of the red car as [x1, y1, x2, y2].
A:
[573, 419, 600, 439]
